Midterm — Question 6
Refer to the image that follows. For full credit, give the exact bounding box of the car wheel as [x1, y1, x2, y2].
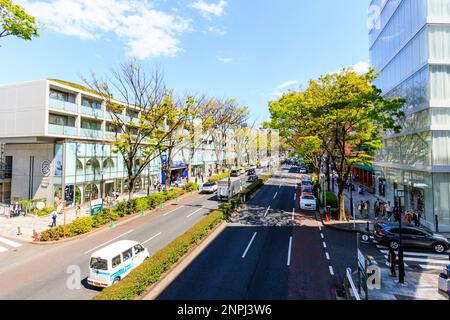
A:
[389, 240, 399, 250]
[112, 277, 120, 285]
[433, 243, 446, 254]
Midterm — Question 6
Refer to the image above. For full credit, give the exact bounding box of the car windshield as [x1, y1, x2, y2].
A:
[302, 196, 315, 200]
[204, 182, 215, 187]
[90, 257, 108, 270]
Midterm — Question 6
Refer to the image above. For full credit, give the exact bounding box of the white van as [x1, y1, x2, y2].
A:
[87, 240, 149, 288]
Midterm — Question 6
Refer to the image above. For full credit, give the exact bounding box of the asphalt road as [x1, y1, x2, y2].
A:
[157, 166, 337, 300]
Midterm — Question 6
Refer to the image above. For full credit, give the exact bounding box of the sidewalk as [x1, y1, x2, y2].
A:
[322, 182, 450, 239]
[367, 266, 448, 300]
[0, 188, 161, 242]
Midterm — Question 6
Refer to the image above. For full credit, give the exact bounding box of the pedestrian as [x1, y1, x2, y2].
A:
[76, 206, 81, 219]
[412, 212, 419, 226]
[379, 201, 386, 219]
[385, 201, 393, 221]
[393, 205, 400, 222]
[365, 200, 370, 218]
[51, 210, 57, 227]
[388, 247, 397, 277]
[374, 199, 380, 219]
[13, 201, 20, 217]
[358, 201, 364, 216]
[417, 211, 421, 227]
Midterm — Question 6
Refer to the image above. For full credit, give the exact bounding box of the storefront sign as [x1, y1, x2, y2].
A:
[90, 198, 103, 216]
[396, 190, 405, 197]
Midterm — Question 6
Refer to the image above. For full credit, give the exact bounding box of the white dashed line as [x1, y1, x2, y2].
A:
[142, 232, 162, 246]
[323, 242, 327, 249]
[292, 208, 295, 221]
[325, 252, 330, 260]
[242, 232, 257, 259]
[0, 247, 7, 253]
[0, 237, 22, 248]
[187, 208, 203, 218]
[163, 205, 185, 216]
[287, 236, 293, 266]
[273, 192, 278, 199]
[85, 229, 135, 254]
[329, 266, 335, 276]
[294, 193, 296, 201]
[264, 206, 271, 218]
[320, 233, 324, 239]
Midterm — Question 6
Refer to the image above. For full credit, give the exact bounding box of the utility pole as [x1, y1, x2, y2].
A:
[398, 202, 405, 284]
[62, 142, 67, 238]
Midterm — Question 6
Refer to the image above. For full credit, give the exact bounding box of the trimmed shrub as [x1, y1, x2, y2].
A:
[184, 182, 199, 192]
[135, 197, 150, 212]
[67, 217, 93, 236]
[319, 191, 338, 208]
[208, 172, 229, 183]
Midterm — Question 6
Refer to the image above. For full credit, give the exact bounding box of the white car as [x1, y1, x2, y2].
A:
[201, 182, 218, 193]
[300, 195, 317, 211]
[301, 175, 312, 182]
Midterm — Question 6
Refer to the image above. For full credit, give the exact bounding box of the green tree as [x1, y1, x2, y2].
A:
[267, 68, 405, 221]
[0, 0, 39, 41]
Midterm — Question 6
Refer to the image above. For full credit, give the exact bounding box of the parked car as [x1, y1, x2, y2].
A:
[374, 223, 450, 253]
[230, 169, 241, 177]
[247, 175, 259, 183]
[247, 168, 256, 176]
[299, 195, 317, 211]
[201, 181, 217, 194]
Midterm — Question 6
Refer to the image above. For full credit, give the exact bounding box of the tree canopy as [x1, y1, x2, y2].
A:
[0, 0, 39, 41]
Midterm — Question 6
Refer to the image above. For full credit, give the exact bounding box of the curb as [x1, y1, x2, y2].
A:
[31, 190, 200, 245]
[141, 220, 227, 300]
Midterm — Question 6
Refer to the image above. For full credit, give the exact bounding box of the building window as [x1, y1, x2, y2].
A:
[81, 120, 101, 130]
[49, 89, 75, 103]
[82, 98, 102, 110]
[49, 114, 75, 126]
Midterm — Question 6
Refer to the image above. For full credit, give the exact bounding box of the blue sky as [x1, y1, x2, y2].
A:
[0, 0, 371, 123]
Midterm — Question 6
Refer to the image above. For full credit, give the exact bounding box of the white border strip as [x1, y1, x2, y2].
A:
[346, 268, 361, 300]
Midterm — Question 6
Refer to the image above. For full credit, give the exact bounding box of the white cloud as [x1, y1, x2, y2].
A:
[271, 80, 298, 98]
[352, 61, 371, 74]
[16, 0, 190, 59]
[276, 80, 298, 90]
[191, 0, 227, 19]
[218, 57, 232, 63]
[209, 26, 227, 36]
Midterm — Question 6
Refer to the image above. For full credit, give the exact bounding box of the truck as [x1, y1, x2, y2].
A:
[217, 177, 242, 201]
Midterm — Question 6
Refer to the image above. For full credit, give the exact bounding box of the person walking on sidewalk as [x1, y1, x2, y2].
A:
[379, 201, 386, 220]
[385, 201, 393, 221]
[365, 200, 371, 218]
[374, 199, 380, 220]
[388, 247, 397, 277]
[51, 210, 57, 227]
[76, 206, 81, 219]
[358, 201, 364, 217]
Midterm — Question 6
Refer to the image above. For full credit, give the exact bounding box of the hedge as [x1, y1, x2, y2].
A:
[319, 191, 338, 208]
[38, 187, 189, 242]
[93, 172, 274, 300]
[208, 172, 229, 183]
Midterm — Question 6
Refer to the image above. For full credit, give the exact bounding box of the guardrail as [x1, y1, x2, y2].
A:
[343, 267, 361, 300]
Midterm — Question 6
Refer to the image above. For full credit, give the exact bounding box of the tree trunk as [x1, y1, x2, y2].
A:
[326, 157, 331, 190]
[128, 178, 134, 201]
[337, 180, 346, 221]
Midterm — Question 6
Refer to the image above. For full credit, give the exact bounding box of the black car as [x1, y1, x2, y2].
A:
[247, 175, 258, 183]
[374, 223, 450, 253]
[247, 168, 256, 176]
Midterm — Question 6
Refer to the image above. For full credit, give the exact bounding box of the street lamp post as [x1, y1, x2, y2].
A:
[398, 202, 405, 284]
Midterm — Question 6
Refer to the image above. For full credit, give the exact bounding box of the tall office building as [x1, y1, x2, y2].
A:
[369, 0, 450, 231]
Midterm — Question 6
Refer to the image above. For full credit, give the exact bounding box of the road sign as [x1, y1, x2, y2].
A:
[90, 198, 103, 216]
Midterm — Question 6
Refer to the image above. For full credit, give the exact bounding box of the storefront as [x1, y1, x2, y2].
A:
[352, 165, 375, 193]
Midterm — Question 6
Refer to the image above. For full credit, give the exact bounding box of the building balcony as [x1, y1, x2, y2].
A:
[49, 98, 78, 113]
[81, 106, 103, 118]
[48, 124, 77, 136]
[80, 128, 103, 139]
[105, 112, 125, 122]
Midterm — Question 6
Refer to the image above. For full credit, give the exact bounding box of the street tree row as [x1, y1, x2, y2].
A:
[265, 68, 405, 221]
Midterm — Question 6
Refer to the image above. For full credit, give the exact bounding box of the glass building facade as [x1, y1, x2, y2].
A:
[370, 0, 450, 231]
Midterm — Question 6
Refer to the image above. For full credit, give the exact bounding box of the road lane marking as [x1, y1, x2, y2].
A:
[320, 233, 324, 239]
[273, 192, 278, 199]
[163, 205, 185, 216]
[0, 237, 22, 248]
[326, 252, 330, 260]
[242, 232, 257, 259]
[379, 249, 449, 259]
[323, 242, 327, 249]
[329, 266, 335, 276]
[142, 232, 162, 246]
[85, 229, 135, 254]
[187, 208, 204, 218]
[0, 246, 7, 253]
[383, 255, 450, 265]
[292, 208, 295, 221]
[420, 265, 446, 271]
[264, 206, 271, 218]
[287, 236, 293, 266]
[294, 193, 296, 201]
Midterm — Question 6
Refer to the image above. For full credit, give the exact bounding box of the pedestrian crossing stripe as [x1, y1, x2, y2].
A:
[0, 237, 22, 248]
[382, 255, 450, 265]
[379, 249, 449, 259]
[0, 246, 7, 253]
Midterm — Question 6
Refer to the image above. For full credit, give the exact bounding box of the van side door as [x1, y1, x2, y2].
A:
[121, 248, 134, 276]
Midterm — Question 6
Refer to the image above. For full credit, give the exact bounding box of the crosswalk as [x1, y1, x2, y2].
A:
[375, 244, 449, 274]
[0, 236, 22, 254]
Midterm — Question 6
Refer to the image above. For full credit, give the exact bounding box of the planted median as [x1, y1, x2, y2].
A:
[38, 184, 199, 242]
[93, 173, 273, 300]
